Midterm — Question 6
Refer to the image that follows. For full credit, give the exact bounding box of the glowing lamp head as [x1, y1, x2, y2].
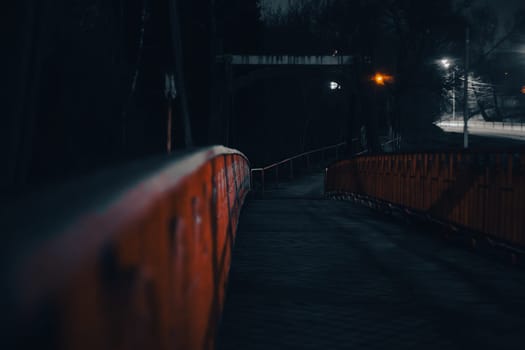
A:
[374, 74, 385, 85]
[371, 73, 393, 86]
[371, 73, 394, 86]
[441, 59, 451, 69]
[330, 81, 341, 90]
[521, 86, 525, 94]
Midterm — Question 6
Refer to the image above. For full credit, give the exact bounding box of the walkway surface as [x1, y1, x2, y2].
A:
[217, 173, 525, 350]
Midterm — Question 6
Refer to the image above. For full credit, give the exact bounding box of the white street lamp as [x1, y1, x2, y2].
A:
[441, 58, 456, 120]
[441, 59, 451, 69]
[329, 81, 341, 90]
[439, 28, 470, 149]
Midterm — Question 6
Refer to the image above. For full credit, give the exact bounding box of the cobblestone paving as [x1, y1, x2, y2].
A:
[217, 174, 525, 349]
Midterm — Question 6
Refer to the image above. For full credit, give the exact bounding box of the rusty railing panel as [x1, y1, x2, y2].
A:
[2, 146, 250, 350]
[325, 150, 525, 248]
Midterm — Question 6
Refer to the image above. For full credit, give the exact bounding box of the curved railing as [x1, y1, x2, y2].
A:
[251, 142, 346, 192]
[326, 150, 525, 248]
[2, 146, 250, 350]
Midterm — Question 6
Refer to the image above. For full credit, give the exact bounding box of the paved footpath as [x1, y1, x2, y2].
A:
[217, 173, 525, 350]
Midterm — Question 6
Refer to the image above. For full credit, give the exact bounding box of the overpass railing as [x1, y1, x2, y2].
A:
[251, 142, 346, 192]
[2, 146, 250, 350]
[326, 150, 525, 248]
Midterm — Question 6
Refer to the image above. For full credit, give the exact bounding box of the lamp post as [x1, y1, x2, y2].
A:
[464, 27, 470, 149]
[452, 69, 456, 120]
[441, 59, 456, 120]
[371, 73, 397, 150]
[441, 26, 469, 151]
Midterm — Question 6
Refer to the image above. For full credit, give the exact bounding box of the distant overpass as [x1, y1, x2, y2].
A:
[218, 54, 353, 66]
[212, 54, 354, 145]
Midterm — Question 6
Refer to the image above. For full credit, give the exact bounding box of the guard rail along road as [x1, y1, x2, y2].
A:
[326, 150, 525, 248]
[1, 146, 250, 350]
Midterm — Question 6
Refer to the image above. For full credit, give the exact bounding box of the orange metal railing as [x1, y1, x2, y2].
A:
[326, 150, 525, 247]
[3, 146, 250, 350]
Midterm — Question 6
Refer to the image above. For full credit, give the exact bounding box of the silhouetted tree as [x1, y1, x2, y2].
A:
[4, 0, 192, 192]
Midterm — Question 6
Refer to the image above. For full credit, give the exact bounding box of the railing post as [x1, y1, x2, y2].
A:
[324, 167, 328, 194]
[261, 170, 265, 194]
[306, 154, 310, 170]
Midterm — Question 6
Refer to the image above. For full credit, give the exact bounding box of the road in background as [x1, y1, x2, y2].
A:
[436, 120, 525, 142]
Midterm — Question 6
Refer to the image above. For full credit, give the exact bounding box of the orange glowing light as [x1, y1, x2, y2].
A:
[372, 73, 393, 86]
[521, 86, 525, 94]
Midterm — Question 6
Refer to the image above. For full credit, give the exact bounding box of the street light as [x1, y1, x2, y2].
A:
[439, 29, 470, 149]
[371, 73, 393, 86]
[370, 72, 398, 150]
[438, 27, 470, 149]
[330, 81, 342, 90]
[440, 58, 456, 120]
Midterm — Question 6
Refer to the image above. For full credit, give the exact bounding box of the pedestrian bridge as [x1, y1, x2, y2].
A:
[3, 145, 525, 349]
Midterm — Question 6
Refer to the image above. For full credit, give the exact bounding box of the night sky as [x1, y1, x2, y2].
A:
[261, 0, 525, 62]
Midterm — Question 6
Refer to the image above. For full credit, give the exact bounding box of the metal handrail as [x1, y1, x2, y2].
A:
[251, 141, 347, 192]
